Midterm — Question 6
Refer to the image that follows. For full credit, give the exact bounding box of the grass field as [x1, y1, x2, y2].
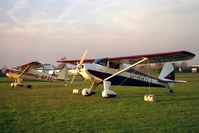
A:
[0, 73, 199, 133]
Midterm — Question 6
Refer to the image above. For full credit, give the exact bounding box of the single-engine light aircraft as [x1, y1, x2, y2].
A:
[57, 50, 195, 98]
[2, 61, 68, 88]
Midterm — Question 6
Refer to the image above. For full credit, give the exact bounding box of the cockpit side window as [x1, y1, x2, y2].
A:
[94, 58, 108, 67]
[109, 62, 120, 69]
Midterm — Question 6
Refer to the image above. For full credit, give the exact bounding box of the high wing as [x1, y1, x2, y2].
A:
[108, 51, 195, 64]
[57, 51, 195, 64]
[57, 59, 95, 64]
[14, 61, 43, 78]
[17, 61, 43, 70]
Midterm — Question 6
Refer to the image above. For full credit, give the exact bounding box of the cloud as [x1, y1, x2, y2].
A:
[0, 0, 198, 66]
[92, 0, 126, 13]
[0, 22, 8, 29]
[7, 0, 48, 29]
[7, 0, 29, 25]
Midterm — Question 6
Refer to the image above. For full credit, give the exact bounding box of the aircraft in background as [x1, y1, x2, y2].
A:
[58, 50, 195, 98]
[2, 61, 68, 88]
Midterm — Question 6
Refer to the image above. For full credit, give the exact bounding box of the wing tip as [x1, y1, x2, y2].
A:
[181, 50, 195, 56]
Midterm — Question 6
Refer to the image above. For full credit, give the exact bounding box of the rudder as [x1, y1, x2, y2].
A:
[159, 63, 175, 81]
[57, 67, 68, 81]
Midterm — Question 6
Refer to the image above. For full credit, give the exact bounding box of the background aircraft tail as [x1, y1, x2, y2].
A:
[57, 67, 68, 81]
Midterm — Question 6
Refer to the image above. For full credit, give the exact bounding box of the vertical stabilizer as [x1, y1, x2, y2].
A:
[159, 63, 175, 81]
[159, 63, 186, 93]
[159, 63, 175, 92]
[57, 67, 68, 81]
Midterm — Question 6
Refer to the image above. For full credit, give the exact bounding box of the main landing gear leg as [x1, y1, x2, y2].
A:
[102, 81, 117, 98]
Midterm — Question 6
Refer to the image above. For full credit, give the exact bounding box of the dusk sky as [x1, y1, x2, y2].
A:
[0, 0, 199, 67]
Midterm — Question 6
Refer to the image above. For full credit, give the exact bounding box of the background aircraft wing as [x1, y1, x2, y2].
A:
[57, 59, 95, 64]
[107, 51, 195, 64]
[16, 61, 43, 71]
[11, 61, 43, 78]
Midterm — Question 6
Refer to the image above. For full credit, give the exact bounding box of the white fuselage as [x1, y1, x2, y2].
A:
[79, 63, 166, 87]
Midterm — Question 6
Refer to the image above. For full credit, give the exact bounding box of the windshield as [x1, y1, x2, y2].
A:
[94, 58, 108, 67]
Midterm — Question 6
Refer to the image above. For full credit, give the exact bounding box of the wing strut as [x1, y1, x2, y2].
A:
[104, 57, 148, 81]
[102, 57, 148, 98]
[18, 65, 30, 78]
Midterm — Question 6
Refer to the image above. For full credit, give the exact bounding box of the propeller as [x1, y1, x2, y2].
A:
[2, 67, 13, 80]
[2, 67, 9, 76]
[70, 49, 88, 84]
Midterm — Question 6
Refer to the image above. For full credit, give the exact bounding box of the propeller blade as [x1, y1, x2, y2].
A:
[70, 69, 78, 84]
[79, 49, 87, 67]
[70, 49, 88, 87]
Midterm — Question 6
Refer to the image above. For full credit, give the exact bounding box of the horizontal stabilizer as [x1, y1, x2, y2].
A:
[159, 78, 187, 83]
[159, 62, 187, 84]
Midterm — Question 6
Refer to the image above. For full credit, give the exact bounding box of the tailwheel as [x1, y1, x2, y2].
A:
[26, 85, 32, 88]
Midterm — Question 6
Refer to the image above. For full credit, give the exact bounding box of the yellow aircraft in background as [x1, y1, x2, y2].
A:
[2, 61, 68, 88]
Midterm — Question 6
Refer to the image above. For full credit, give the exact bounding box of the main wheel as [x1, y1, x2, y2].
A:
[26, 85, 32, 88]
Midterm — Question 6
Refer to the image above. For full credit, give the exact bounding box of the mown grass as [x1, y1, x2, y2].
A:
[0, 73, 199, 133]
